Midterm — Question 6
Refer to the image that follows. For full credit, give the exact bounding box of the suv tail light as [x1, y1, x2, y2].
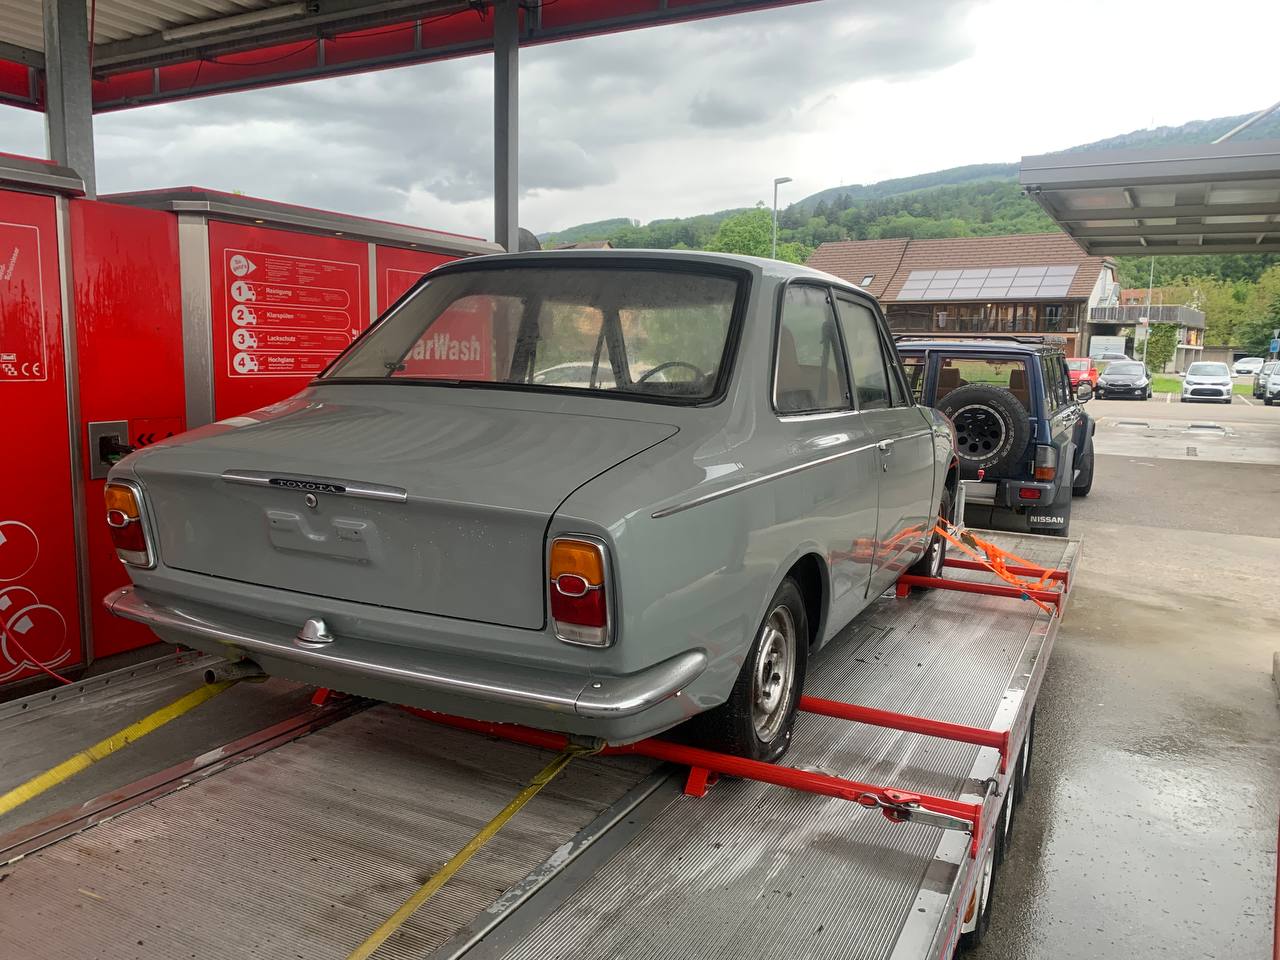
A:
[104, 481, 154, 568]
[549, 537, 612, 647]
[1033, 445, 1058, 482]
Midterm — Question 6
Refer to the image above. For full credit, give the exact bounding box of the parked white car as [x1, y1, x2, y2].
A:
[1233, 357, 1264, 376]
[1181, 361, 1233, 404]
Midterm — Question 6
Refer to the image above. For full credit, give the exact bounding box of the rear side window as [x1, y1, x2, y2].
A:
[936, 356, 1031, 412]
[774, 285, 850, 414]
[900, 355, 926, 403]
[834, 296, 894, 411]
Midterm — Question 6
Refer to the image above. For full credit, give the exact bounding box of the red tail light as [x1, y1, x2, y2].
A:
[1032, 445, 1057, 482]
[1018, 487, 1042, 500]
[549, 537, 611, 647]
[104, 481, 154, 568]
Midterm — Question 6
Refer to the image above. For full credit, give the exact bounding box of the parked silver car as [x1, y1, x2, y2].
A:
[1180, 361, 1233, 404]
[1253, 360, 1279, 399]
[1264, 366, 1280, 406]
[103, 252, 957, 759]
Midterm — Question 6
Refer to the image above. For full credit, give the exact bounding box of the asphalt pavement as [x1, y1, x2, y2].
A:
[973, 396, 1280, 959]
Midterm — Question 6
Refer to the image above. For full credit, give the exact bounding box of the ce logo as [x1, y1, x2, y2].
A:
[20, 362, 40, 377]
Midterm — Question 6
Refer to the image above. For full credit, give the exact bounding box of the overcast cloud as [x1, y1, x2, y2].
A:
[3, 0, 1278, 239]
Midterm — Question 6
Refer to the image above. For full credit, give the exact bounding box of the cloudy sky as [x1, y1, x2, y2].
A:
[3, 0, 1277, 239]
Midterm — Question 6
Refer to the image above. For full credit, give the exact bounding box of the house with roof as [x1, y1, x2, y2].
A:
[807, 233, 1120, 357]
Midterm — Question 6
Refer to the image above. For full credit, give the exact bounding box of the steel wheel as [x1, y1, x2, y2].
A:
[752, 605, 797, 743]
[952, 404, 1007, 460]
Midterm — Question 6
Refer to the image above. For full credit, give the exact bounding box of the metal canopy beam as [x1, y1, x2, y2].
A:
[1020, 139, 1280, 257]
[42, 0, 96, 196]
[492, 0, 518, 253]
[91, 0, 470, 73]
[0, 39, 42, 68]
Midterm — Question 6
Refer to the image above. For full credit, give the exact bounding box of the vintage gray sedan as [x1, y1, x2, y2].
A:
[105, 251, 957, 760]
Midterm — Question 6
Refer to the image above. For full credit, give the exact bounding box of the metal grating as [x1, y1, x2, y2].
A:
[0, 705, 657, 960]
[496, 541, 1069, 960]
[897, 265, 1078, 302]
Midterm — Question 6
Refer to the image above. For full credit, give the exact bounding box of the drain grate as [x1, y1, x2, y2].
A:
[1186, 446, 1198, 457]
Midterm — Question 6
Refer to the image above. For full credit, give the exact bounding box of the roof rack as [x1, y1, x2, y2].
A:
[893, 334, 1068, 346]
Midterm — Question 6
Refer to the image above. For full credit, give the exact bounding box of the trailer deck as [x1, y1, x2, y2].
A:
[0, 532, 1079, 960]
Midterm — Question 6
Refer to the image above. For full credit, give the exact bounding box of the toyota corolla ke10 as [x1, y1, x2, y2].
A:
[104, 251, 957, 760]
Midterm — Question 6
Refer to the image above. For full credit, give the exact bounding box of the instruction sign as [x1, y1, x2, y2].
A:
[209, 222, 370, 419]
[0, 220, 48, 381]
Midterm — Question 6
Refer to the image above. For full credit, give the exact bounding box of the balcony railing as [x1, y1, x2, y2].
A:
[1089, 304, 1205, 328]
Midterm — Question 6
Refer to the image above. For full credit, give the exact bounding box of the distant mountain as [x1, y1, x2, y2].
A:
[793, 163, 1018, 216]
[537, 217, 636, 245]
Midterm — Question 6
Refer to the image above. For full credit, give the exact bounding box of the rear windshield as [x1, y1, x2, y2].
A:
[1187, 362, 1229, 377]
[936, 356, 1032, 411]
[324, 265, 741, 403]
[1066, 359, 1090, 371]
[1105, 362, 1145, 377]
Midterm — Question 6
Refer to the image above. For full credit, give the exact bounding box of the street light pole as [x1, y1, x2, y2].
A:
[772, 176, 792, 259]
[1141, 255, 1155, 368]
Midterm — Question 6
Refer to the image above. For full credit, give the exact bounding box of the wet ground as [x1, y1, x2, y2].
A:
[974, 397, 1280, 959]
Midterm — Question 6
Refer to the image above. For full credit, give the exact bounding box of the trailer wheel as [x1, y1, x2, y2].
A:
[993, 789, 1015, 867]
[1015, 710, 1036, 801]
[692, 578, 808, 762]
[958, 837, 997, 950]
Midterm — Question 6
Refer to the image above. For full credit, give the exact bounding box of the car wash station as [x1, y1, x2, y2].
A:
[1, 3, 1277, 960]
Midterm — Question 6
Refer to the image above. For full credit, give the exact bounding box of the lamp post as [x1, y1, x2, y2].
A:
[772, 176, 792, 259]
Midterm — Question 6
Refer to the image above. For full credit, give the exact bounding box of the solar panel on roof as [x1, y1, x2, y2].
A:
[896, 265, 1078, 300]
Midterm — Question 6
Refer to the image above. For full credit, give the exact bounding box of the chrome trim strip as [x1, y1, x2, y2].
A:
[104, 586, 705, 720]
[221, 469, 408, 503]
[777, 408, 861, 423]
[651, 441, 879, 519]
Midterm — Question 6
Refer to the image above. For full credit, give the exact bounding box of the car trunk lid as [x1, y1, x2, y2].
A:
[134, 392, 676, 629]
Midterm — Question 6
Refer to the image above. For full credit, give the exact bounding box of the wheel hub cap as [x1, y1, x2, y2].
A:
[752, 606, 796, 742]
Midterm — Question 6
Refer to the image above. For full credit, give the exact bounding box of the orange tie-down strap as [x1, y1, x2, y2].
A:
[934, 522, 1064, 616]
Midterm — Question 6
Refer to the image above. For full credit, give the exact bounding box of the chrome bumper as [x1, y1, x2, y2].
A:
[105, 586, 706, 720]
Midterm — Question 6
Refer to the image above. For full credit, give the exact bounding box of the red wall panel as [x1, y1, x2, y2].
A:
[0, 189, 82, 685]
[209, 222, 371, 419]
[71, 198, 185, 659]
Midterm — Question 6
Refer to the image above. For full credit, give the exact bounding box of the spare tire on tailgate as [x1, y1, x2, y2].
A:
[938, 384, 1031, 476]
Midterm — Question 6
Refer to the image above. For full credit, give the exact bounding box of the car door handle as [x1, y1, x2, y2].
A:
[876, 438, 895, 451]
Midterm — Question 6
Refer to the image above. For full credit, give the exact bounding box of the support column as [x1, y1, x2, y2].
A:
[43, 0, 97, 197]
[493, 0, 519, 252]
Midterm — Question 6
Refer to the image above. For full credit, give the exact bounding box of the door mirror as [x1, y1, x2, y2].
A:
[1076, 382, 1093, 403]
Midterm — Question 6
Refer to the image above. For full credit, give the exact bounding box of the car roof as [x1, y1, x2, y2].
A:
[450, 247, 859, 287]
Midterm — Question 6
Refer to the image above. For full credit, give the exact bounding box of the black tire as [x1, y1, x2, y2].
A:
[692, 578, 808, 762]
[907, 484, 954, 582]
[958, 837, 997, 951]
[938, 384, 1032, 477]
[1072, 449, 1094, 498]
[1015, 709, 1036, 801]
[993, 788, 1015, 867]
[1266, 396, 1274, 406]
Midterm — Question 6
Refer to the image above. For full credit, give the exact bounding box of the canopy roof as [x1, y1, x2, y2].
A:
[1019, 140, 1280, 257]
[0, 0, 811, 112]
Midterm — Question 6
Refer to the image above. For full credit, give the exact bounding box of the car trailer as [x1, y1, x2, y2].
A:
[0, 529, 1078, 960]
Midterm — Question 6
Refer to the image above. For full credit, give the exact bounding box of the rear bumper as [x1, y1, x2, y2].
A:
[962, 478, 1055, 508]
[105, 585, 708, 741]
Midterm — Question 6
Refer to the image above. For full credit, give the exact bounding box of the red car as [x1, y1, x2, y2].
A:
[1066, 357, 1100, 390]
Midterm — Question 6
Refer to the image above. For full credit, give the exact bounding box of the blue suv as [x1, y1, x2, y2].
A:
[895, 337, 1095, 537]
